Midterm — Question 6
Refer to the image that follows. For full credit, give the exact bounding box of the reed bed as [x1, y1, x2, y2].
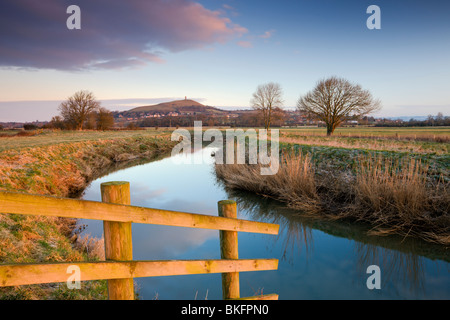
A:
[216, 151, 320, 214]
[215, 150, 450, 245]
[350, 156, 449, 243]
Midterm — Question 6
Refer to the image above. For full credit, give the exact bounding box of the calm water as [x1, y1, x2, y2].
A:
[79, 147, 450, 300]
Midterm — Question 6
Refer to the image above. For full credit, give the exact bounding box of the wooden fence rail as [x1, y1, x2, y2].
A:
[0, 181, 279, 300]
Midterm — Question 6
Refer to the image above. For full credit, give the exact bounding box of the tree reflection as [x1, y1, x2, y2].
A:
[221, 186, 315, 264]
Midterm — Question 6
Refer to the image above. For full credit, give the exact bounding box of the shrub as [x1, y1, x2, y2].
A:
[23, 124, 38, 131]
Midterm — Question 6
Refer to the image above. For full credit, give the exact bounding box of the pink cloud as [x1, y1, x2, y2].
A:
[0, 0, 247, 70]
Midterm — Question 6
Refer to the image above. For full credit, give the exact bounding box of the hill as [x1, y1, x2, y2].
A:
[128, 99, 226, 115]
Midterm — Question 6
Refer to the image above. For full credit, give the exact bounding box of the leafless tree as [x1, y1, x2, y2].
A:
[297, 76, 381, 135]
[251, 82, 284, 130]
[59, 90, 101, 130]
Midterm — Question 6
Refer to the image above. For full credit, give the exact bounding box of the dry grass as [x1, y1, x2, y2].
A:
[0, 214, 82, 263]
[280, 126, 450, 142]
[73, 234, 105, 261]
[349, 156, 450, 243]
[215, 151, 450, 245]
[0, 135, 176, 197]
[0, 128, 172, 152]
[216, 151, 320, 214]
[279, 133, 449, 155]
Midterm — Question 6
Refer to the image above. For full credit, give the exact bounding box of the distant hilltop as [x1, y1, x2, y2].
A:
[114, 98, 243, 124]
[127, 98, 226, 115]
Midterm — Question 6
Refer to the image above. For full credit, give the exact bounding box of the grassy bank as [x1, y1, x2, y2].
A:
[215, 128, 450, 246]
[0, 130, 176, 299]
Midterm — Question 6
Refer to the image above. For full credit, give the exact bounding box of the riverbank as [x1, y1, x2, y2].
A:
[214, 133, 449, 246]
[0, 129, 176, 299]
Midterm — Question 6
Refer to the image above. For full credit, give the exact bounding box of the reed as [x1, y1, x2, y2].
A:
[216, 151, 321, 214]
[215, 151, 450, 245]
[350, 155, 449, 243]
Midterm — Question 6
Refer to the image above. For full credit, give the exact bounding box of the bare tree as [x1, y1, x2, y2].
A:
[251, 82, 284, 130]
[297, 76, 381, 135]
[59, 90, 101, 130]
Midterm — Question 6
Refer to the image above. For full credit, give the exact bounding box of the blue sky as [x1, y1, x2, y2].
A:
[0, 0, 449, 121]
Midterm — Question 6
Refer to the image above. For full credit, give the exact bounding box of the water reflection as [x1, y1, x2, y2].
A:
[354, 243, 425, 295]
[132, 224, 218, 260]
[222, 188, 314, 263]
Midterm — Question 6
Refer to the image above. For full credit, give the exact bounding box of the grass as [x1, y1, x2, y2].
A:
[215, 127, 450, 245]
[0, 130, 175, 197]
[0, 128, 172, 151]
[279, 127, 450, 155]
[0, 129, 177, 299]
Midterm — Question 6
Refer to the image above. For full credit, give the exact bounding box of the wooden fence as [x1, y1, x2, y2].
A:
[0, 181, 279, 300]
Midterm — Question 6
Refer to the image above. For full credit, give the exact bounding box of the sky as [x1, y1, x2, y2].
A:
[0, 0, 449, 122]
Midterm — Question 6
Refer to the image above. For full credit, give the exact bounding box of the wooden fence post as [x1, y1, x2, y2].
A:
[101, 181, 134, 300]
[218, 200, 240, 299]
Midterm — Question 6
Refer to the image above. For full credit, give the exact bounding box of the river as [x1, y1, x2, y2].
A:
[79, 146, 449, 300]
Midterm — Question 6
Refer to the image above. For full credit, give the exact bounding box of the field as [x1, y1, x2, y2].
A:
[0, 128, 172, 151]
[280, 126, 450, 140]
